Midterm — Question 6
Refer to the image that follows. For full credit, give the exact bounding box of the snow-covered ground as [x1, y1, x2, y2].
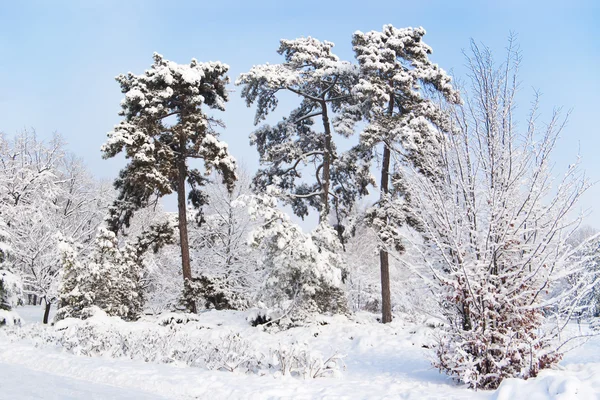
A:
[1, 306, 599, 400]
[0, 362, 167, 400]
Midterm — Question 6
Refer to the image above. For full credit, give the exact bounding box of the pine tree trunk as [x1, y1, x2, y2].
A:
[177, 155, 197, 314]
[379, 92, 395, 324]
[42, 300, 51, 324]
[320, 100, 332, 222]
[379, 143, 392, 324]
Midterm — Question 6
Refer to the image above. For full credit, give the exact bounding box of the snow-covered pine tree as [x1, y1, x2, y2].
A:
[102, 53, 237, 313]
[56, 222, 173, 321]
[236, 37, 369, 229]
[55, 235, 90, 320]
[0, 270, 22, 326]
[0, 270, 22, 311]
[399, 38, 597, 389]
[0, 277, 7, 312]
[351, 25, 460, 323]
[246, 188, 347, 326]
[83, 229, 145, 320]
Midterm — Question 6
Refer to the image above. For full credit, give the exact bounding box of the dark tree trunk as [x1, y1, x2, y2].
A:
[320, 100, 332, 222]
[379, 93, 395, 324]
[43, 300, 51, 324]
[379, 143, 392, 324]
[177, 146, 197, 314]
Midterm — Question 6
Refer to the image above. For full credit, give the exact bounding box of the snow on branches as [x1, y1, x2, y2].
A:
[0, 270, 23, 311]
[397, 38, 598, 389]
[102, 53, 238, 313]
[0, 131, 111, 320]
[244, 188, 348, 325]
[56, 220, 176, 322]
[349, 25, 461, 323]
[187, 171, 261, 311]
[237, 37, 365, 225]
[102, 52, 237, 232]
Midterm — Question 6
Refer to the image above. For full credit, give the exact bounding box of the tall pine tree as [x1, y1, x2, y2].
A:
[102, 53, 237, 313]
[351, 25, 460, 323]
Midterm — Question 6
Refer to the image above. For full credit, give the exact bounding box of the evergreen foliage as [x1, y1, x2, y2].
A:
[246, 189, 348, 325]
[349, 25, 461, 323]
[237, 37, 368, 227]
[56, 224, 173, 321]
[102, 53, 236, 230]
[102, 53, 237, 312]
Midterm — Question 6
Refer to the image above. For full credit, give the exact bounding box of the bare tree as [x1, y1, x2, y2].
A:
[0, 131, 111, 323]
[397, 38, 596, 389]
[187, 168, 262, 310]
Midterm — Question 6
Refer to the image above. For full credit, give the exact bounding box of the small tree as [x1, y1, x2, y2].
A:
[351, 25, 460, 323]
[246, 188, 347, 325]
[55, 236, 91, 320]
[56, 223, 172, 321]
[0, 270, 22, 327]
[0, 270, 22, 311]
[102, 53, 237, 313]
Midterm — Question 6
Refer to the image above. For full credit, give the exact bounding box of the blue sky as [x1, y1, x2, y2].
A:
[1, 0, 599, 226]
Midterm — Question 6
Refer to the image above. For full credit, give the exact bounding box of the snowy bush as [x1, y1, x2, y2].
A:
[5, 310, 343, 380]
[0, 270, 23, 311]
[0, 309, 21, 327]
[434, 313, 561, 389]
[201, 333, 261, 373]
[269, 343, 344, 378]
[156, 312, 202, 326]
[246, 308, 277, 327]
[183, 274, 247, 312]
